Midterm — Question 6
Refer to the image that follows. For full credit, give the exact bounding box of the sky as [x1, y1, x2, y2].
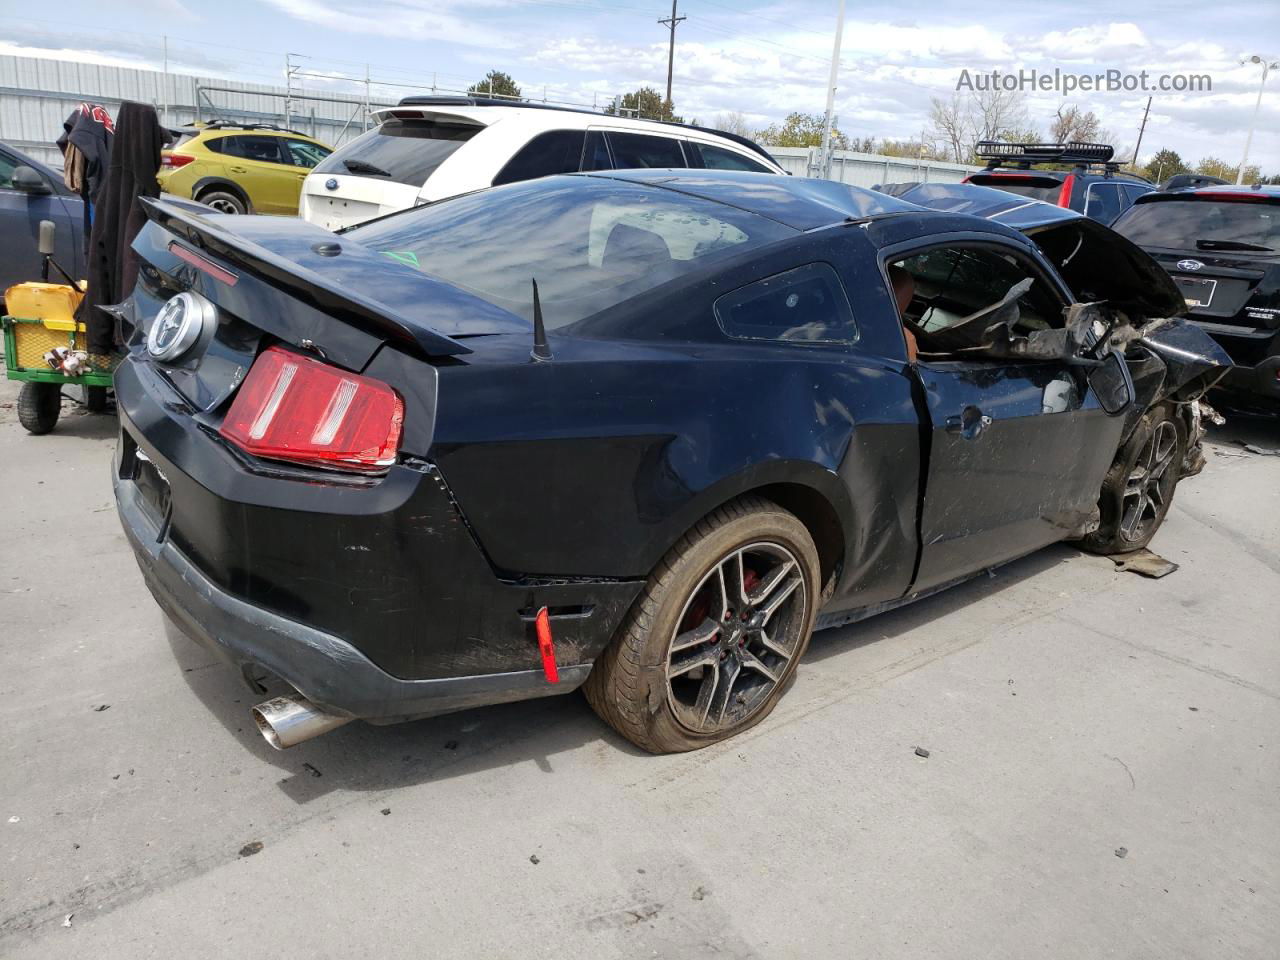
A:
[1, 0, 1277, 171]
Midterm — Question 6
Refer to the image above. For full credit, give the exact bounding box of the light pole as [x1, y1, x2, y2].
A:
[1238, 54, 1278, 185]
[818, 0, 846, 179]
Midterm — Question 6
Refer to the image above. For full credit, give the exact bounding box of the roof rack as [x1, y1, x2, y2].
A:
[389, 95, 777, 164]
[185, 120, 310, 136]
[976, 140, 1117, 172]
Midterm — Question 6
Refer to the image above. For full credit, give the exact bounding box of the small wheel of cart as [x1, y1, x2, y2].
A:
[83, 384, 110, 412]
[17, 381, 62, 434]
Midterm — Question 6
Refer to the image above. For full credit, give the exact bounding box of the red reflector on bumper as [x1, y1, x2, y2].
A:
[535, 607, 559, 684]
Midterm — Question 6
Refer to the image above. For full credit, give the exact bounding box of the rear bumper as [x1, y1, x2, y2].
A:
[116, 467, 591, 721]
[112, 352, 643, 718]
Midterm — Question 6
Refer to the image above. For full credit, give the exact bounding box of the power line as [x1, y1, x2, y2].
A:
[658, 0, 687, 106]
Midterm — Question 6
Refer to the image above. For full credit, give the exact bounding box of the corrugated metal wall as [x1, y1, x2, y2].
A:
[0, 54, 394, 169]
[1, 54, 980, 187]
[766, 146, 980, 186]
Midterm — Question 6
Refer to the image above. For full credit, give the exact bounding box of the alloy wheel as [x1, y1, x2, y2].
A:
[1120, 419, 1178, 543]
[665, 541, 808, 735]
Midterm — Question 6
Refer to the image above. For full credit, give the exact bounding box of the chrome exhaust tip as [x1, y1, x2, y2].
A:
[251, 694, 352, 750]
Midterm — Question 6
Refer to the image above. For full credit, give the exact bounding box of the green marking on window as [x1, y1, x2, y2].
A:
[382, 250, 420, 268]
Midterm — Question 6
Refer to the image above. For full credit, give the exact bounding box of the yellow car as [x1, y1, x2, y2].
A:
[159, 123, 333, 216]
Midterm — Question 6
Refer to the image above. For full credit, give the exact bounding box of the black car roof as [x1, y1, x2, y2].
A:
[588, 169, 928, 230]
[1132, 183, 1280, 204]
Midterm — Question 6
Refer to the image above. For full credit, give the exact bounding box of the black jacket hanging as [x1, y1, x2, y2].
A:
[80, 102, 167, 354]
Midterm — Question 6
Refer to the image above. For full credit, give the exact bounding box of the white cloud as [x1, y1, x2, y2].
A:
[261, 0, 517, 49]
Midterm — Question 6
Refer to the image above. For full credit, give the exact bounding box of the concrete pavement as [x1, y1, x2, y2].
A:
[1, 378, 1277, 959]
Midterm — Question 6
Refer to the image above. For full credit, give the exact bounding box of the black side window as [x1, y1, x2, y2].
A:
[715, 263, 857, 344]
[219, 136, 285, 164]
[889, 244, 1065, 359]
[1120, 183, 1151, 209]
[606, 132, 687, 170]
[0, 151, 19, 188]
[1085, 183, 1124, 223]
[695, 143, 772, 173]
[493, 129, 587, 186]
[203, 138, 225, 155]
[581, 130, 611, 171]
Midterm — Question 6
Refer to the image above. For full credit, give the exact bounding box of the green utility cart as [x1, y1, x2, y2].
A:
[3, 281, 118, 435]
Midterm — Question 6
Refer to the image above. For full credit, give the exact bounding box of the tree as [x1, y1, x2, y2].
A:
[877, 139, 942, 160]
[753, 113, 849, 150]
[928, 91, 1034, 163]
[714, 111, 751, 138]
[1196, 156, 1262, 184]
[468, 70, 521, 101]
[605, 87, 674, 122]
[1144, 148, 1189, 184]
[929, 94, 970, 164]
[1049, 104, 1102, 143]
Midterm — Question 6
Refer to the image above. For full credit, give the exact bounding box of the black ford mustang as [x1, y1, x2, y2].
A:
[112, 171, 1229, 754]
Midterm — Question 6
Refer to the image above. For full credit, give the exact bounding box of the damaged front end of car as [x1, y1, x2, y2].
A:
[886, 181, 1233, 474]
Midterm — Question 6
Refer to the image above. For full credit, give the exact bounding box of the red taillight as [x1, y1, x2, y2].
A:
[1057, 173, 1076, 207]
[219, 346, 404, 474]
[161, 153, 196, 168]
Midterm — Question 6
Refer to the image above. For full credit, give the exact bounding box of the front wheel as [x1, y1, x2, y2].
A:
[585, 496, 820, 753]
[17, 382, 62, 434]
[1081, 403, 1186, 555]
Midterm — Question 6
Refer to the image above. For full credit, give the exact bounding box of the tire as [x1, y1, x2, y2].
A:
[584, 496, 820, 754]
[83, 385, 109, 413]
[1081, 402, 1186, 555]
[196, 189, 248, 214]
[17, 382, 61, 435]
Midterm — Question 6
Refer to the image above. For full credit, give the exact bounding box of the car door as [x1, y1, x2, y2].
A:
[279, 137, 332, 213]
[218, 135, 294, 214]
[887, 239, 1124, 591]
[0, 148, 83, 296]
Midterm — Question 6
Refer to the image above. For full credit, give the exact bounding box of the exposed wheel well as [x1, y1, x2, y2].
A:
[193, 178, 251, 210]
[753, 483, 844, 594]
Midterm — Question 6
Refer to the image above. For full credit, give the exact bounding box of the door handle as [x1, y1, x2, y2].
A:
[945, 405, 992, 440]
[229, 165, 248, 174]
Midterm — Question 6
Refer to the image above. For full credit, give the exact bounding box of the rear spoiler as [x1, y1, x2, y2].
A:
[139, 198, 472, 358]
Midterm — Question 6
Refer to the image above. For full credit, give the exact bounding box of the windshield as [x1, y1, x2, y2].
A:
[349, 176, 793, 330]
[965, 174, 1062, 203]
[313, 118, 481, 187]
[1114, 199, 1280, 254]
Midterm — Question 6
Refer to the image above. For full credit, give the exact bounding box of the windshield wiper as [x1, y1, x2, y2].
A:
[343, 158, 392, 177]
[1195, 238, 1273, 252]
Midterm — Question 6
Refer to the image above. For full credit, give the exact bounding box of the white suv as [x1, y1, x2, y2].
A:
[300, 97, 784, 230]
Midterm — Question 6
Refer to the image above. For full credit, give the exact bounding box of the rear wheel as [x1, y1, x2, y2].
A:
[83, 385, 109, 413]
[585, 497, 819, 753]
[197, 189, 248, 214]
[1081, 403, 1186, 555]
[17, 382, 61, 434]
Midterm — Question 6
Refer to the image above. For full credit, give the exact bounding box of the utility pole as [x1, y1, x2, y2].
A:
[162, 35, 169, 127]
[1238, 54, 1278, 184]
[1130, 96, 1152, 168]
[659, 0, 686, 112]
[818, 0, 846, 180]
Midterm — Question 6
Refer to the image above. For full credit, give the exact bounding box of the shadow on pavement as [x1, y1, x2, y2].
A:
[163, 542, 1085, 803]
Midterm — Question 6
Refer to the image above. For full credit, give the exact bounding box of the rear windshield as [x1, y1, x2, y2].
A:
[1113, 199, 1280, 254]
[966, 174, 1062, 203]
[349, 176, 793, 330]
[313, 118, 480, 187]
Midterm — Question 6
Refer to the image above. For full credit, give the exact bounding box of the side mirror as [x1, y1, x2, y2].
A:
[12, 165, 52, 195]
[38, 220, 56, 256]
[1088, 352, 1134, 415]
